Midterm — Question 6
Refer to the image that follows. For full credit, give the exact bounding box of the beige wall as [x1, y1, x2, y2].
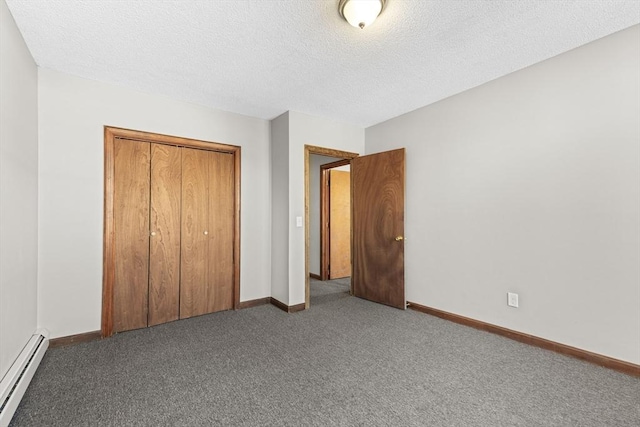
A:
[4, 0, 636, 369]
[270, 112, 289, 303]
[0, 0, 39, 379]
[288, 112, 363, 304]
[270, 111, 363, 305]
[37, 68, 271, 339]
[365, 25, 640, 363]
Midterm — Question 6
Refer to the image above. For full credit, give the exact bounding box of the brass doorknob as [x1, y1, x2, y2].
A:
[395, 236, 404, 241]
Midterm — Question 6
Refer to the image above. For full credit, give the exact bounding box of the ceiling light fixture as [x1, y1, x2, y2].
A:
[338, 0, 386, 30]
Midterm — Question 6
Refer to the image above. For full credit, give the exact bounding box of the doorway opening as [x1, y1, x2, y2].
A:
[320, 159, 351, 281]
[304, 145, 359, 309]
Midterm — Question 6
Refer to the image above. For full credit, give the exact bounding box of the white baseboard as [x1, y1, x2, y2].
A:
[0, 334, 49, 427]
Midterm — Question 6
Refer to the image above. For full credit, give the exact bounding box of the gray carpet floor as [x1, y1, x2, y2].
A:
[10, 278, 640, 426]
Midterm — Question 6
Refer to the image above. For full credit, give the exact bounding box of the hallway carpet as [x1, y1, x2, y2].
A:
[10, 280, 639, 426]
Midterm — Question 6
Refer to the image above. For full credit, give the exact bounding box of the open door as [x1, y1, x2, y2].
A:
[328, 169, 351, 279]
[351, 148, 405, 309]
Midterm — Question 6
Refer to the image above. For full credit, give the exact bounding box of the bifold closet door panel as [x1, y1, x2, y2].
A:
[208, 152, 235, 312]
[180, 148, 210, 319]
[148, 144, 182, 326]
[113, 139, 150, 332]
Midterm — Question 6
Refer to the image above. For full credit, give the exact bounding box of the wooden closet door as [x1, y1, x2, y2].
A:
[329, 169, 351, 279]
[113, 139, 150, 332]
[148, 144, 182, 326]
[208, 151, 235, 312]
[180, 148, 210, 318]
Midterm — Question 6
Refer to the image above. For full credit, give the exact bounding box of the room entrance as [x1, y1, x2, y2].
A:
[304, 145, 406, 310]
[308, 155, 352, 306]
[305, 146, 358, 308]
[320, 158, 351, 281]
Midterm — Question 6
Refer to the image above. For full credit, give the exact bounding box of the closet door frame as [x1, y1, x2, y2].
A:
[102, 126, 241, 338]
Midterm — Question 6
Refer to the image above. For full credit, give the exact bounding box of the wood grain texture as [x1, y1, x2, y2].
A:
[103, 127, 239, 154]
[320, 159, 351, 281]
[232, 149, 241, 310]
[180, 147, 210, 319]
[270, 298, 306, 313]
[208, 151, 235, 312]
[329, 170, 351, 279]
[320, 168, 330, 281]
[237, 297, 271, 309]
[408, 302, 640, 378]
[49, 331, 102, 349]
[287, 303, 306, 313]
[103, 127, 242, 336]
[113, 139, 150, 332]
[148, 144, 182, 326]
[270, 298, 289, 313]
[102, 128, 116, 337]
[352, 148, 405, 309]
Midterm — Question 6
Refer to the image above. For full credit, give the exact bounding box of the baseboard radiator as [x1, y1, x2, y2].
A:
[0, 333, 49, 427]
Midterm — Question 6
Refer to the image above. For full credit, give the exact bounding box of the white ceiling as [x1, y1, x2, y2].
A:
[6, 0, 640, 127]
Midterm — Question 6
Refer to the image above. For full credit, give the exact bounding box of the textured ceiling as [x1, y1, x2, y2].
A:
[5, 0, 640, 127]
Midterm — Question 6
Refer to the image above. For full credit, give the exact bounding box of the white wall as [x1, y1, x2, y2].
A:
[366, 25, 640, 364]
[288, 111, 364, 304]
[0, 0, 38, 379]
[309, 154, 343, 276]
[270, 112, 289, 303]
[269, 112, 364, 305]
[38, 68, 271, 339]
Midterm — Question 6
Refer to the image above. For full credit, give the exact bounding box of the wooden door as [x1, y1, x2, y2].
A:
[180, 147, 210, 318]
[113, 139, 150, 332]
[148, 144, 182, 326]
[329, 170, 351, 279]
[207, 151, 235, 312]
[351, 148, 405, 309]
[103, 127, 241, 337]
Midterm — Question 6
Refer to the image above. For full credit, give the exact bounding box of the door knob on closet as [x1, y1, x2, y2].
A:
[203, 231, 209, 235]
[150, 231, 157, 236]
[395, 236, 404, 241]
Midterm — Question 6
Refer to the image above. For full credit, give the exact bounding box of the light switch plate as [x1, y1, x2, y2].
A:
[296, 216, 303, 228]
[508, 292, 519, 308]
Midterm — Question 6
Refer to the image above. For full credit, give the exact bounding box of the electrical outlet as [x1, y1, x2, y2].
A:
[507, 292, 519, 308]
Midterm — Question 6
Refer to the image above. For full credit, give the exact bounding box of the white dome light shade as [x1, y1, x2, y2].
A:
[339, 0, 386, 29]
